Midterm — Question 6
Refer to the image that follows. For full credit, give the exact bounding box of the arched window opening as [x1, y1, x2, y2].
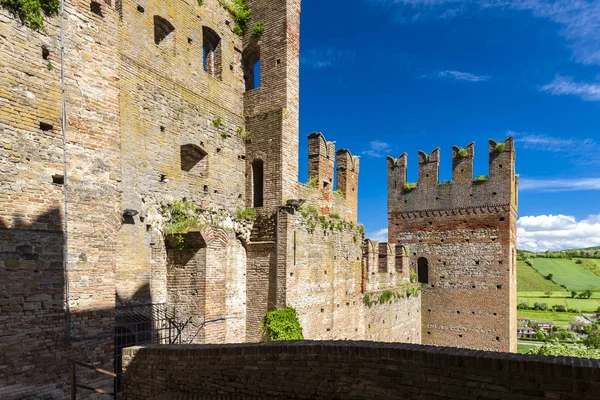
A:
[181, 144, 208, 177]
[202, 26, 222, 80]
[417, 257, 429, 284]
[243, 45, 261, 91]
[252, 159, 264, 208]
[154, 16, 175, 50]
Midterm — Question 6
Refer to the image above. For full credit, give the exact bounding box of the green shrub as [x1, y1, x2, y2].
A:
[528, 339, 600, 359]
[330, 213, 340, 220]
[236, 208, 256, 221]
[1, 0, 59, 29]
[457, 148, 468, 158]
[160, 200, 202, 235]
[261, 306, 304, 341]
[307, 177, 318, 188]
[363, 294, 374, 307]
[334, 189, 344, 197]
[495, 143, 506, 153]
[252, 20, 264, 37]
[197, 0, 204, 5]
[218, 0, 251, 36]
[517, 302, 530, 310]
[473, 175, 488, 183]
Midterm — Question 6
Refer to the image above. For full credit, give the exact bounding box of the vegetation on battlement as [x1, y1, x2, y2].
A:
[403, 182, 417, 192]
[363, 284, 422, 308]
[1, 0, 58, 29]
[157, 200, 255, 248]
[298, 204, 361, 237]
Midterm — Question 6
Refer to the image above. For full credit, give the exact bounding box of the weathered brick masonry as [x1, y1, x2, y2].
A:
[122, 341, 600, 399]
[1, 0, 517, 398]
[388, 139, 518, 352]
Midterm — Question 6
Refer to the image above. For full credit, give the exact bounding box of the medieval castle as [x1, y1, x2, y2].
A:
[0, 0, 517, 398]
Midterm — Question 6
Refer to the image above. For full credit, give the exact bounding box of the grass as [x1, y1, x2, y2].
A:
[517, 310, 580, 328]
[517, 260, 565, 292]
[517, 343, 538, 354]
[529, 258, 600, 291]
[575, 258, 600, 277]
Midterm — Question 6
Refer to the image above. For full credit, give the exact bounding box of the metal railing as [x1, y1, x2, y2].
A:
[70, 360, 116, 400]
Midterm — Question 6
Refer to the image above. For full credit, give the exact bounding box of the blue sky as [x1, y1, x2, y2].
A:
[296, 0, 600, 251]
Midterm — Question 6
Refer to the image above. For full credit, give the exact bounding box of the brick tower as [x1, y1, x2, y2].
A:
[387, 138, 518, 352]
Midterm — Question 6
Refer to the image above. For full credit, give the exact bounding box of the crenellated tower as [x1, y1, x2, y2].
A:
[336, 149, 360, 222]
[387, 137, 518, 352]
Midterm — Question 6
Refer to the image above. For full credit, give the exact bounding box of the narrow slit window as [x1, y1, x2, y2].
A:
[252, 159, 264, 208]
[417, 257, 429, 284]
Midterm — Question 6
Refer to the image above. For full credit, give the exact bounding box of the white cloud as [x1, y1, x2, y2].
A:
[433, 70, 490, 82]
[367, 0, 600, 65]
[518, 214, 600, 251]
[541, 76, 600, 101]
[300, 48, 356, 69]
[361, 140, 391, 158]
[520, 178, 600, 192]
[367, 228, 389, 242]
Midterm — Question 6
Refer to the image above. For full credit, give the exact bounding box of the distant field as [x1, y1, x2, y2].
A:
[517, 260, 565, 292]
[517, 296, 599, 312]
[517, 310, 580, 327]
[529, 258, 600, 291]
[575, 258, 600, 277]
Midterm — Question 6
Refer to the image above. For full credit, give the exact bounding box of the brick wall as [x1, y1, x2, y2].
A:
[122, 341, 600, 399]
[1, 0, 121, 397]
[388, 138, 518, 352]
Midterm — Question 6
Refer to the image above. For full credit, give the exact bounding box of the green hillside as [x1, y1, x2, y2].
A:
[530, 258, 600, 291]
[517, 260, 564, 292]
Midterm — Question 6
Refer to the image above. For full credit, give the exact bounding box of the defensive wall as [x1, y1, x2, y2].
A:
[122, 341, 600, 399]
[387, 138, 518, 352]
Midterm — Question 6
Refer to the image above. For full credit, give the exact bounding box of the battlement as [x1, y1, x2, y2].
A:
[388, 137, 517, 213]
[304, 132, 361, 221]
[363, 241, 409, 292]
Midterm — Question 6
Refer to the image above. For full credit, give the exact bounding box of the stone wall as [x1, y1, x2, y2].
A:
[116, 0, 247, 306]
[122, 341, 600, 400]
[279, 209, 420, 343]
[387, 138, 518, 352]
[0, 0, 121, 397]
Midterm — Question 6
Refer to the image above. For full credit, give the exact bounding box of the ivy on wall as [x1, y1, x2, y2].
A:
[1, 0, 59, 29]
[262, 306, 304, 341]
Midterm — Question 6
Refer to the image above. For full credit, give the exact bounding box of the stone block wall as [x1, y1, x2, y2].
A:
[116, 0, 247, 306]
[279, 210, 421, 343]
[0, 0, 122, 397]
[387, 138, 518, 352]
[122, 341, 600, 400]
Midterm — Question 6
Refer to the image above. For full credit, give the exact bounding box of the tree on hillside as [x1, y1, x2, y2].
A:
[572, 291, 577, 299]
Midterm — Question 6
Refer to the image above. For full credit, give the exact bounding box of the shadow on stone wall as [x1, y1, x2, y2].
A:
[0, 210, 146, 399]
